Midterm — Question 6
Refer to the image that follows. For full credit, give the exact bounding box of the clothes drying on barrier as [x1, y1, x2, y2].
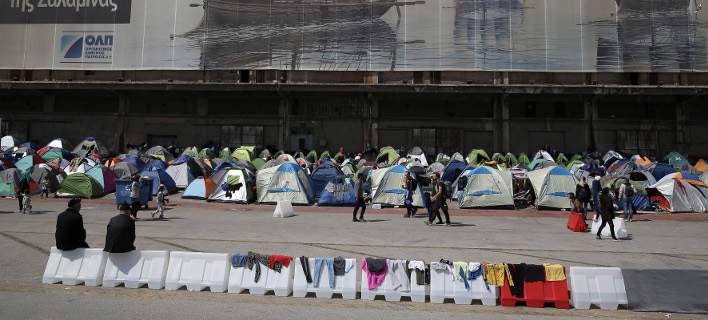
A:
[543, 264, 566, 281]
[362, 257, 388, 290]
[232, 251, 293, 283]
[299, 256, 354, 289]
[483, 263, 513, 287]
[388, 260, 410, 292]
[407, 260, 430, 286]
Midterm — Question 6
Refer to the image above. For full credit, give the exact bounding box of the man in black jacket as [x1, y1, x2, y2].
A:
[55, 198, 90, 251]
[104, 204, 136, 253]
[597, 188, 619, 241]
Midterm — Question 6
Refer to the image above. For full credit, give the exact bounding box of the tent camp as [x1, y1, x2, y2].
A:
[527, 166, 577, 210]
[73, 137, 109, 158]
[86, 166, 116, 194]
[311, 160, 345, 198]
[533, 150, 555, 163]
[458, 166, 514, 209]
[208, 167, 255, 203]
[166, 155, 205, 189]
[29, 164, 61, 194]
[140, 168, 177, 195]
[257, 163, 313, 205]
[407, 146, 429, 167]
[427, 162, 445, 176]
[56, 173, 104, 198]
[39, 147, 73, 161]
[231, 147, 253, 162]
[647, 173, 708, 213]
[602, 150, 624, 166]
[64, 159, 94, 175]
[376, 147, 400, 168]
[145, 146, 174, 163]
[371, 165, 424, 207]
[182, 176, 217, 200]
[317, 178, 357, 206]
[252, 158, 266, 171]
[15, 154, 44, 174]
[467, 149, 490, 165]
[518, 153, 531, 166]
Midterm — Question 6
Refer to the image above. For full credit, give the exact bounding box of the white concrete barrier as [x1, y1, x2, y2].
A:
[42, 247, 107, 287]
[430, 263, 454, 304]
[240, 262, 270, 295]
[164, 252, 230, 292]
[264, 262, 294, 297]
[293, 258, 357, 299]
[591, 218, 629, 239]
[569, 267, 628, 310]
[451, 263, 498, 305]
[102, 250, 169, 289]
[360, 260, 426, 303]
[227, 258, 246, 294]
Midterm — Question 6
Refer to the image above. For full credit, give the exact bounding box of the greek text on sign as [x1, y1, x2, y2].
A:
[1, 0, 132, 24]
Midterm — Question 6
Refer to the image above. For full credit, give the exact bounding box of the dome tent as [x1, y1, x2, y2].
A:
[527, 166, 577, 210]
[458, 166, 514, 209]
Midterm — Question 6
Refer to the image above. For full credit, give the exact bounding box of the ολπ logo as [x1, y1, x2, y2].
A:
[61, 35, 84, 59]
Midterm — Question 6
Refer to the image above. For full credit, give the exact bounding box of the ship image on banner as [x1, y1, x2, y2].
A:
[59, 32, 114, 64]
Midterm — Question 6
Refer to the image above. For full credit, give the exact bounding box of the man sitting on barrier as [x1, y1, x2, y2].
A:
[55, 198, 90, 251]
[104, 204, 136, 253]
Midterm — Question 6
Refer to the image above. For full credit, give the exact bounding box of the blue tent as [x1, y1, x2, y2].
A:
[441, 160, 466, 183]
[140, 168, 177, 195]
[311, 160, 344, 197]
[182, 176, 215, 200]
[145, 159, 167, 171]
[122, 156, 146, 172]
[20, 142, 40, 151]
[317, 178, 357, 206]
[651, 163, 676, 181]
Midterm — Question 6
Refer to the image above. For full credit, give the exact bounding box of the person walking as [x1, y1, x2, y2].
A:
[21, 192, 31, 215]
[426, 173, 451, 226]
[55, 198, 90, 251]
[575, 177, 591, 219]
[402, 171, 416, 217]
[104, 204, 136, 253]
[152, 184, 168, 219]
[40, 176, 50, 198]
[619, 181, 636, 222]
[596, 188, 619, 241]
[129, 176, 141, 219]
[591, 175, 602, 213]
[352, 173, 367, 222]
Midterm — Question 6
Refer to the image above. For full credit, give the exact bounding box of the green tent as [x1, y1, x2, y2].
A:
[375, 146, 400, 167]
[467, 149, 490, 165]
[491, 153, 505, 163]
[240, 146, 256, 154]
[505, 152, 518, 165]
[569, 154, 583, 163]
[258, 149, 271, 159]
[664, 151, 689, 170]
[334, 152, 346, 163]
[41, 148, 72, 161]
[57, 173, 103, 198]
[566, 159, 585, 170]
[518, 153, 531, 166]
[306, 150, 318, 164]
[556, 153, 569, 166]
[182, 147, 199, 158]
[231, 147, 253, 162]
[252, 158, 266, 171]
[435, 153, 450, 166]
[319, 150, 332, 161]
[219, 148, 231, 159]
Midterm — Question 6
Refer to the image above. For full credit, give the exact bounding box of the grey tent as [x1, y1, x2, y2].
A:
[112, 162, 139, 180]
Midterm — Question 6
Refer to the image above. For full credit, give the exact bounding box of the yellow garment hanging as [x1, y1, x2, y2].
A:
[543, 264, 566, 281]
[483, 263, 514, 287]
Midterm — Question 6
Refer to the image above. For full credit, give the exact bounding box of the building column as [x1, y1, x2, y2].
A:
[366, 93, 379, 150]
[493, 94, 509, 152]
[278, 95, 291, 150]
[676, 99, 686, 154]
[583, 96, 596, 152]
[117, 93, 129, 153]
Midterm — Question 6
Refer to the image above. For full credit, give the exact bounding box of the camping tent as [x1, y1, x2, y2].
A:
[427, 162, 445, 176]
[467, 149, 490, 165]
[0, 168, 23, 196]
[527, 166, 577, 209]
[435, 153, 451, 166]
[166, 155, 205, 189]
[140, 168, 178, 195]
[647, 173, 708, 213]
[441, 159, 466, 184]
[505, 153, 518, 166]
[528, 158, 555, 171]
[86, 166, 116, 194]
[371, 165, 424, 207]
[208, 168, 255, 203]
[664, 151, 690, 171]
[376, 147, 400, 168]
[305, 150, 318, 164]
[182, 176, 217, 200]
[1, 136, 20, 152]
[47, 138, 72, 150]
[458, 166, 514, 209]
[311, 160, 345, 198]
[317, 178, 357, 206]
[231, 147, 253, 162]
[407, 146, 429, 167]
[651, 163, 676, 181]
[73, 137, 109, 158]
[15, 154, 44, 174]
[56, 173, 104, 198]
[112, 162, 139, 180]
[252, 158, 266, 171]
[144, 159, 167, 171]
[145, 146, 174, 163]
[39, 147, 73, 161]
[518, 153, 530, 166]
[602, 150, 624, 166]
[257, 163, 313, 204]
[29, 164, 61, 194]
[533, 150, 555, 163]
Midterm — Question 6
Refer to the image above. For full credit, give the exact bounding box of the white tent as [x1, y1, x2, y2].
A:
[527, 166, 577, 209]
[458, 166, 514, 208]
[647, 173, 708, 213]
[208, 168, 252, 203]
[1, 135, 19, 152]
[406, 146, 429, 167]
[257, 163, 313, 205]
[371, 165, 425, 207]
[533, 150, 555, 163]
[47, 138, 72, 150]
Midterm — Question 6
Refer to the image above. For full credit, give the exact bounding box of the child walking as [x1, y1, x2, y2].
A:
[21, 192, 32, 215]
[152, 184, 168, 219]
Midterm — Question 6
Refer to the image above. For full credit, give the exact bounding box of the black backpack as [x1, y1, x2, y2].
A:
[624, 184, 635, 197]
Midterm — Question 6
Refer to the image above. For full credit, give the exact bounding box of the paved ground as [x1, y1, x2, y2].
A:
[1, 196, 707, 319]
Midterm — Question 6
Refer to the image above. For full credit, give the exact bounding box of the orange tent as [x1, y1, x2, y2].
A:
[694, 159, 708, 173]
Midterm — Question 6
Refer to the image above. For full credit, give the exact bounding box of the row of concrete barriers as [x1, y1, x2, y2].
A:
[42, 247, 628, 310]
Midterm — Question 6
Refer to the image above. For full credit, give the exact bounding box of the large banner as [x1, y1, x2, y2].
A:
[0, 0, 706, 71]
